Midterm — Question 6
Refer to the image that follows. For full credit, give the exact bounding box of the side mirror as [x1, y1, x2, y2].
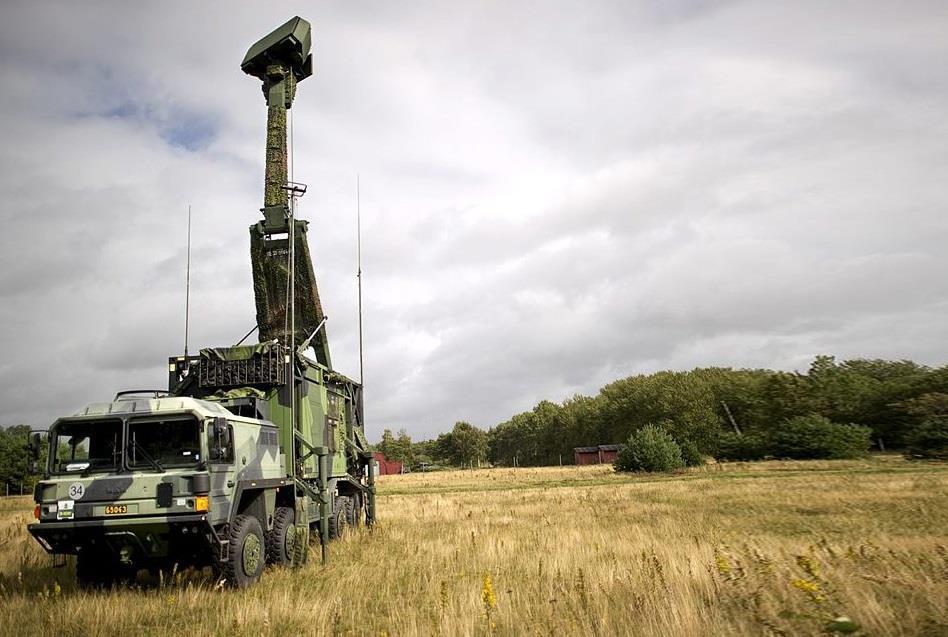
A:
[26, 432, 41, 460]
[211, 417, 232, 461]
[214, 418, 232, 446]
[25, 433, 42, 475]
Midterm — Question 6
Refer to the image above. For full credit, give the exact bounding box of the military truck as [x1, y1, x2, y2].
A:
[26, 16, 375, 588]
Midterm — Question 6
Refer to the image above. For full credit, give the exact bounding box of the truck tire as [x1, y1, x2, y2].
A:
[328, 496, 351, 540]
[266, 506, 295, 566]
[223, 514, 265, 588]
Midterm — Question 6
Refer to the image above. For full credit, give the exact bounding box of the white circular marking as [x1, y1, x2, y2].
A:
[68, 482, 85, 500]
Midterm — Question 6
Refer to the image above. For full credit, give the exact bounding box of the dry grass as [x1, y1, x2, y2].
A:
[0, 457, 946, 636]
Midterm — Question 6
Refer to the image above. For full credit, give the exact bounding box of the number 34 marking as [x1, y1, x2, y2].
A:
[68, 483, 85, 500]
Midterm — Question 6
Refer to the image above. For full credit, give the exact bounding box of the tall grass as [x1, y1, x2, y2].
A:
[0, 457, 945, 636]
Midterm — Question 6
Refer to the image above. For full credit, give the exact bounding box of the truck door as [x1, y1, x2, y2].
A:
[208, 418, 235, 523]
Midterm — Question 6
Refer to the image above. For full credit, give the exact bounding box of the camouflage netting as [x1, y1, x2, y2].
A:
[207, 387, 267, 400]
[250, 222, 330, 366]
[249, 62, 330, 366]
[265, 101, 289, 207]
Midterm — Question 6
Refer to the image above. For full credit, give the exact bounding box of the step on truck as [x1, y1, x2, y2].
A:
[26, 16, 376, 588]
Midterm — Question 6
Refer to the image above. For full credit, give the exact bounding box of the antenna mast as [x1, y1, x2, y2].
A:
[357, 175, 364, 386]
[242, 19, 329, 366]
[184, 204, 192, 357]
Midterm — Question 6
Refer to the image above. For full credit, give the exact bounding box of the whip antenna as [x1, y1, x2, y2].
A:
[357, 174, 364, 386]
[184, 204, 192, 357]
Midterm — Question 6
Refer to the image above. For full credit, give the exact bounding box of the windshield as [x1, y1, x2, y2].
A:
[50, 419, 122, 474]
[127, 416, 201, 469]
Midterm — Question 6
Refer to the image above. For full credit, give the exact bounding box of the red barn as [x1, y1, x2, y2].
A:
[573, 445, 621, 465]
[372, 452, 403, 475]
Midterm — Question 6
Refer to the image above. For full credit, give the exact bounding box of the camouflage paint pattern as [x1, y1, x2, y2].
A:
[29, 397, 285, 560]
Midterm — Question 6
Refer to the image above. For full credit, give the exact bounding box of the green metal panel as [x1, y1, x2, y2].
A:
[303, 373, 326, 478]
[298, 389, 317, 476]
[265, 391, 294, 477]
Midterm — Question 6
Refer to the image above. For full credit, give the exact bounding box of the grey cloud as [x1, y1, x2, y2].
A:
[1, 1, 946, 440]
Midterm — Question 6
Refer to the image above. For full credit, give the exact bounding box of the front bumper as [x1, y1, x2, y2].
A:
[28, 514, 215, 559]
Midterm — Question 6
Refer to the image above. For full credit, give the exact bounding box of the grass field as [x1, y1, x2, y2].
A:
[0, 457, 946, 636]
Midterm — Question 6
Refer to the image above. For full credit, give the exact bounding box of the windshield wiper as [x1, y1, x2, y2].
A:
[129, 437, 165, 473]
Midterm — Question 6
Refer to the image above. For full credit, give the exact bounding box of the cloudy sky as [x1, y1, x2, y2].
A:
[1, 1, 946, 439]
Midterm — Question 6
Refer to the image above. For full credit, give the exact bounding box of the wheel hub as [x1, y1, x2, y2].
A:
[242, 533, 261, 575]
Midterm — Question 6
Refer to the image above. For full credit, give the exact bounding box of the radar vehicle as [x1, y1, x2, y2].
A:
[26, 16, 375, 588]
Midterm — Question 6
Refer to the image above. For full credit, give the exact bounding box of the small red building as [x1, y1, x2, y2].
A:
[372, 452, 403, 475]
[573, 445, 621, 465]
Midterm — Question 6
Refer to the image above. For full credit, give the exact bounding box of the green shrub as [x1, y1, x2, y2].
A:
[904, 416, 948, 460]
[614, 424, 684, 473]
[677, 438, 704, 467]
[771, 414, 871, 459]
[715, 432, 769, 461]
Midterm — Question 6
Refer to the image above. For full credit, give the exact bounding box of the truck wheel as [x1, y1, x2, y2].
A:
[223, 514, 265, 588]
[347, 492, 363, 527]
[328, 496, 351, 540]
[266, 507, 295, 566]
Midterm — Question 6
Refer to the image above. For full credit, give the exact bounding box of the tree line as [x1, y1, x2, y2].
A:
[0, 425, 34, 495]
[376, 422, 488, 469]
[376, 356, 948, 468]
[6, 354, 943, 485]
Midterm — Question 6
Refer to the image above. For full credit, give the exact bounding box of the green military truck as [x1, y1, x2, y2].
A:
[26, 16, 375, 588]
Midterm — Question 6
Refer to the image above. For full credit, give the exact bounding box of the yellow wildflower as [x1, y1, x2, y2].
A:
[792, 578, 824, 603]
[796, 554, 820, 579]
[482, 573, 497, 633]
[481, 573, 496, 612]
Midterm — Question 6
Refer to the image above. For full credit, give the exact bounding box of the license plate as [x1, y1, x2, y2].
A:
[104, 504, 128, 515]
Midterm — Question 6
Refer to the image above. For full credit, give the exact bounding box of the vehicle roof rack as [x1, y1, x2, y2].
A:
[114, 390, 171, 401]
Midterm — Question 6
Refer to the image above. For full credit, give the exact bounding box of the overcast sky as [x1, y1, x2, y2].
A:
[1, 1, 947, 440]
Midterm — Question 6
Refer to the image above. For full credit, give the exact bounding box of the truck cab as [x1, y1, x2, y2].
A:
[29, 395, 292, 588]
